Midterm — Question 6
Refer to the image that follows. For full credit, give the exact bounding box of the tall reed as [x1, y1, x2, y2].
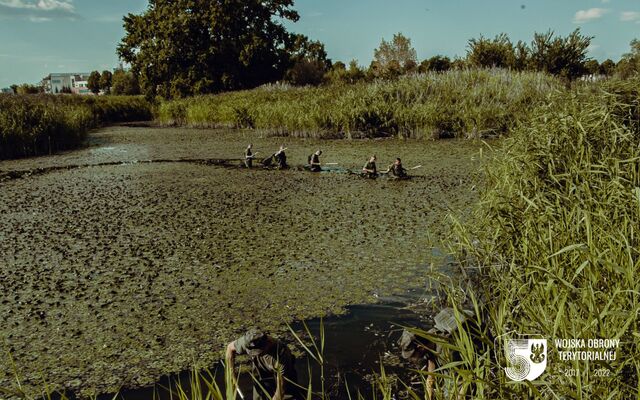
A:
[440, 77, 640, 398]
[157, 69, 560, 139]
[0, 94, 153, 160]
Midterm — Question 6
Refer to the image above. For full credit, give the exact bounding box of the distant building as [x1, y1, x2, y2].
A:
[41, 73, 93, 95]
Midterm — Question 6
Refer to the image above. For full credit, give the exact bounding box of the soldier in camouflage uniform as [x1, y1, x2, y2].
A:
[245, 144, 256, 168]
[384, 158, 408, 179]
[398, 308, 474, 399]
[226, 329, 302, 400]
[308, 150, 322, 172]
[362, 155, 378, 178]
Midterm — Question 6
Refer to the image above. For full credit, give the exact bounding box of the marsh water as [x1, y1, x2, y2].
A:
[0, 126, 483, 397]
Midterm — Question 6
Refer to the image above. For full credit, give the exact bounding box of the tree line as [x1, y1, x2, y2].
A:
[6, 1, 639, 97]
[86, 69, 141, 96]
[115, 0, 640, 98]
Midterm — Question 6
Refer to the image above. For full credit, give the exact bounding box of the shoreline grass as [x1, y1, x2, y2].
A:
[442, 77, 640, 398]
[0, 95, 153, 160]
[157, 69, 561, 140]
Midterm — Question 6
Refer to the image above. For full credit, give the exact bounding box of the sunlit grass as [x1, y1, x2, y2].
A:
[0, 94, 153, 159]
[441, 77, 640, 398]
[157, 69, 560, 140]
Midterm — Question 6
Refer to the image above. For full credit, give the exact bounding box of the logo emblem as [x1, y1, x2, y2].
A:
[504, 339, 547, 381]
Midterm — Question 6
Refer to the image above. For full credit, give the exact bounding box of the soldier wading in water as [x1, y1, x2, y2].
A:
[308, 150, 322, 172]
[383, 157, 408, 179]
[245, 144, 256, 168]
[362, 155, 378, 178]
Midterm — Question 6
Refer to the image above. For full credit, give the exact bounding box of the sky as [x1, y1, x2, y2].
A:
[0, 0, 639, 88]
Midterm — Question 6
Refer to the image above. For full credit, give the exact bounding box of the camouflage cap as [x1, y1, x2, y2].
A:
[235, 328, 268, 357]
[433, 308, 474, 335]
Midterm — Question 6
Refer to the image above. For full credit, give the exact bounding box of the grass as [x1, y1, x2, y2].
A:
[2, 74, 638, 399]
[157, 69, 560, 139]
[439, 77, 640, 398]
[0, 94, 153, 160]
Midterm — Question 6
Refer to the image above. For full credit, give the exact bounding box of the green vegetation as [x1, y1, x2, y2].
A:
[117, 0, 329, 98]
[157, 69, 560, 139]
[440, 78, 640, 397]
[0, 95, 153, 159]
[466, 29, 594, 80]
[111, 69, 141, 96]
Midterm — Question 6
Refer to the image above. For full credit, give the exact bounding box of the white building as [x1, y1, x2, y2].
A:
[41, 73, 92, 95]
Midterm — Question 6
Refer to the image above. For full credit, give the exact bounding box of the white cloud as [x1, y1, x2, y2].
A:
[620, 11, 640, 23]
[573, 8, 609, 23]
[0, 0, 77, 21]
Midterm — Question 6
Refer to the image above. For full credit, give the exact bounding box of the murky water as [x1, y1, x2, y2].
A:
[0, 126, 483, 397]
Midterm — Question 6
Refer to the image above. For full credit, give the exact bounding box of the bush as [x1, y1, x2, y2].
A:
[0, 95, 153, 159]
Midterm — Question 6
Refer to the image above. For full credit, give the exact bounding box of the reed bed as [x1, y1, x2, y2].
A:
[440, 77, 640, 398]
[0, 95, 153, 160]
[157, 69, 560, 139]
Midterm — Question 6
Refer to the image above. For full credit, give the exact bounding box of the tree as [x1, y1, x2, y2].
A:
[372, 33, 417, 78]
[450, 58, 467, 70]
[9, 84, 18, 94]
[87, 71, 101, 94]
[584, 59, 600, 75]
[15, 84, 42, 94]
[467, 33, 515, 69]
[285, 60, 327, 86]
[615, 39, 640, 79]
[111, 69, 141, 95]
[100, 70, 113, 94]
[513, 40, 530, 71]
[284, 34, 331, 86]
[118, 0, 302, 98]
[345, 60, 366, 83]
[529, 29, 592, 80]
[418, 55, 451, 73]
[599, 59, 616, 76]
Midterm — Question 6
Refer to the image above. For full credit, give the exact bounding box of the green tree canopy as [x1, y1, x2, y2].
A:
[418, 55, 451, 73]
[529, 29, 592, 80]
[87, 71, 102, 94]
[15, 84, 42, 95]
[616, 39, 640, 79]
[117, 0, 303, 98]
[584, 59, 600, 75]
[372, 33, 417, 78]
[100, 70, 113, 93]
[283, 34, 331, 86]
[599, 59, 616, 76]
[111, 70, 141, 95]
[467, 33, 515, 69]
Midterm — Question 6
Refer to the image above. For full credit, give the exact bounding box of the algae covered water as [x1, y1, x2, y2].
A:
[0, 126, 483, 397]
